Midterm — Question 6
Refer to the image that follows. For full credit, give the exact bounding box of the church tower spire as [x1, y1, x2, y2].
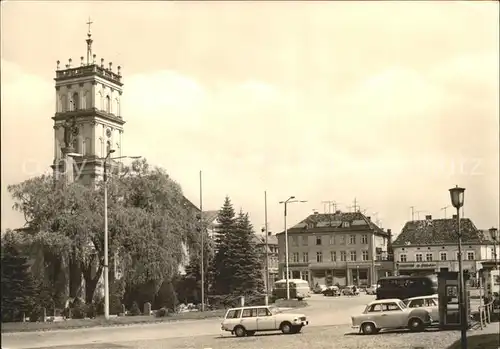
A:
[86, 17, 94, 65]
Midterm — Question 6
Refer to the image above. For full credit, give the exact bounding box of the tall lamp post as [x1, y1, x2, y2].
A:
[279, 196, 307, 300]
[490, 227, 498, 269]
[103, 150, 141, 320]
[449, 185, 467, 349]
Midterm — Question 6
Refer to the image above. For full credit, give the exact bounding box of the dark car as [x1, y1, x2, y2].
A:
[322, 286, 341, 297]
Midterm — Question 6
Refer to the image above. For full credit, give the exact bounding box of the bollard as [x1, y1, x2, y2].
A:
[240, 296, 245, 307]
[144, 302, 152, 316]
[43, 307, 47, 322]
[265, 295, 268, 306]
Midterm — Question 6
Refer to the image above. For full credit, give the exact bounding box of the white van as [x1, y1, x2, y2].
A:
[273, 279, 311, 300]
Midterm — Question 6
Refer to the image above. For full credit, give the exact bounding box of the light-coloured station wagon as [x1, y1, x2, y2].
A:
[221, 305, 309, 337]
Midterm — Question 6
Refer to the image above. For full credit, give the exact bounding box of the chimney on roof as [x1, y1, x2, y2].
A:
[313, 211, 319, 215]
[268, 231, 272, 236]
[425, 215, 432, 220]
[367, 216, 371, 221]
[335, 210, 341, 214]
[452, 214, 457, 219]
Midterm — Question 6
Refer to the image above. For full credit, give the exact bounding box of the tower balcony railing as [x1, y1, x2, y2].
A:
[56, 64, 122, 84]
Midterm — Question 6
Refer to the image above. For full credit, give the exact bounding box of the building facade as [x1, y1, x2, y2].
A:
[254, 232, 279, 291]
[392, 215, 499, 276]
[276, 211, 394, 287]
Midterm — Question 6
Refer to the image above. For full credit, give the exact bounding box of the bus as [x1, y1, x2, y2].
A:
[376, 274, 438, 300]
[272, 279, 311, 300]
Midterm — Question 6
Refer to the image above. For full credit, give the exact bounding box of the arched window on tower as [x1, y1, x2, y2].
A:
[59, 94, 67, 112]
[72, 92, 79, 110]
[106, 95, 111, 113]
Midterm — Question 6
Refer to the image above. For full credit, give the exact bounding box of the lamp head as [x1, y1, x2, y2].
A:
[109, 149, 116, 155]
[489, 227, 498, 241]
[290, 196, 296, 200]
[449, 185, 465, 209]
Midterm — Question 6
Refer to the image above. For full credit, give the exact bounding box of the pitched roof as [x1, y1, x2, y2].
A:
[202, 210, 219, 224]
[393, 218, 492, 246]
[278, 211, 388, 236]
[253, 233, 278, 245]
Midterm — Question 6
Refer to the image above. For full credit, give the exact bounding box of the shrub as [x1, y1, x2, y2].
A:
[28, 305, 44, 322]
[86, 303, 97, 319]
[70, 298, 86, 319]
[129, 301, 141, 316]
[155, 307, 169, 318]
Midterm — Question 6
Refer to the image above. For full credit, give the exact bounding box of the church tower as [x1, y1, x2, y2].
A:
[52, 19, 125, 185]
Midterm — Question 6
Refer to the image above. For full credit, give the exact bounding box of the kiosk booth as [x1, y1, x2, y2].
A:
[437, 271, 471, 330]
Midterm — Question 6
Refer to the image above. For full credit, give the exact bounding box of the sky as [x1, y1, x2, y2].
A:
[1, 1, 499, 238]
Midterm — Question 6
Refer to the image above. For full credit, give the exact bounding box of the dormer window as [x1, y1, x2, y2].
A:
[342, 221, 350, 228]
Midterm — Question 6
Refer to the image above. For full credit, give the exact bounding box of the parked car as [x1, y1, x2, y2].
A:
[351, 298, 432, 335]
[342, 285, 360, 296]
[403, 295, 439, 324]
[366, 284, 378, 295]
[221, 305, 309, 337]
[313, 284, 328, 294]
[322, 285, 341, 297]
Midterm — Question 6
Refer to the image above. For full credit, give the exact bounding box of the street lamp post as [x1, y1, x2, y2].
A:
[356, 265, 359, 287]
[279, 196, 307, 300]
[449, 185, 467, 349]
[103, 151, 141, 320]
[490, 227, 498, 270]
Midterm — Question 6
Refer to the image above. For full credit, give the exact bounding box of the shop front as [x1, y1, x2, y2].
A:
[396, 262, 437, 275]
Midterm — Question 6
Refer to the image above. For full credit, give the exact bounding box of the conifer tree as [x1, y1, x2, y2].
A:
[1, 235, 36, 322]
[231, 210, 265, 295]
[210, 196, 236, 295]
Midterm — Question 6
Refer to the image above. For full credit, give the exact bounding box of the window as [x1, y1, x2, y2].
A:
[383, 302, 402, 311]
[302, 236, 308, 246]
[301, 271, 309, 282]
[72, 92, 79, 110]
[302, 252, 309, 263]
[339, 235, 346, 245]
[316, 236, 322, 245]
[342, 221, 350, 228]
[329, 236, 335, 245]
[105, 95, 111, 113]
[340, 251, 347, 261]
[367, 304, 383, 313]
[291, 236, 298, 247]
[292, 252, 299, 263]
[425, 253, 433, 262]
[362, 250, 369, 261]
[350, 251, 357, 261]
[226, 309, 241, 319]
[400, 254, 407, 262]
[467, 252, 474, 260]
[408, 299, 424, 308]
[416, 253, 423, 262]
[456, 252, 460, 260]
[361, 235, 368, 244]
[330, 251, 336, 261]
[440, 252, 447, 261]
[349, 235, 356, 244]
[425, 298, 437, 307]
[316, 251, 323, 263]
[256, 308, 271, 317]
[491, 248, 496, 259]
[242, 309, 255, 318]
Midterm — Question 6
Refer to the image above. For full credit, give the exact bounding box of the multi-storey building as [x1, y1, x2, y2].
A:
[254, 232, 279, 290]
[392, 215, 499, 276]
[276, 211, 394, 287]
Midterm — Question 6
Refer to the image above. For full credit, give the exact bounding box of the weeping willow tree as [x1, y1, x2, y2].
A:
[8, 159, 200, 305]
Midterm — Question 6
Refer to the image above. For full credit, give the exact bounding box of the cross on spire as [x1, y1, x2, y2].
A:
[86, 17, 93, 34]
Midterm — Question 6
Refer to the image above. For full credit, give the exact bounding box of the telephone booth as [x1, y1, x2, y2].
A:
[437, 271, 471, 330]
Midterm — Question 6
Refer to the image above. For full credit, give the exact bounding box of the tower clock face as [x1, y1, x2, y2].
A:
[106, 128, 112, 138]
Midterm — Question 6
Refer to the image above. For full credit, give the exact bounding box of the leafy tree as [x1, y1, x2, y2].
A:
[1, 232, 37, 322]
[231, 210, 265, 295]
[210, 196, 236, 295]
[7, 159, 200, 304]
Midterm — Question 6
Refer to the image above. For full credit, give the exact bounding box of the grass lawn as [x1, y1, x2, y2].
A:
[447, 333, 500, 349]
[1, 309, 226, 333]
